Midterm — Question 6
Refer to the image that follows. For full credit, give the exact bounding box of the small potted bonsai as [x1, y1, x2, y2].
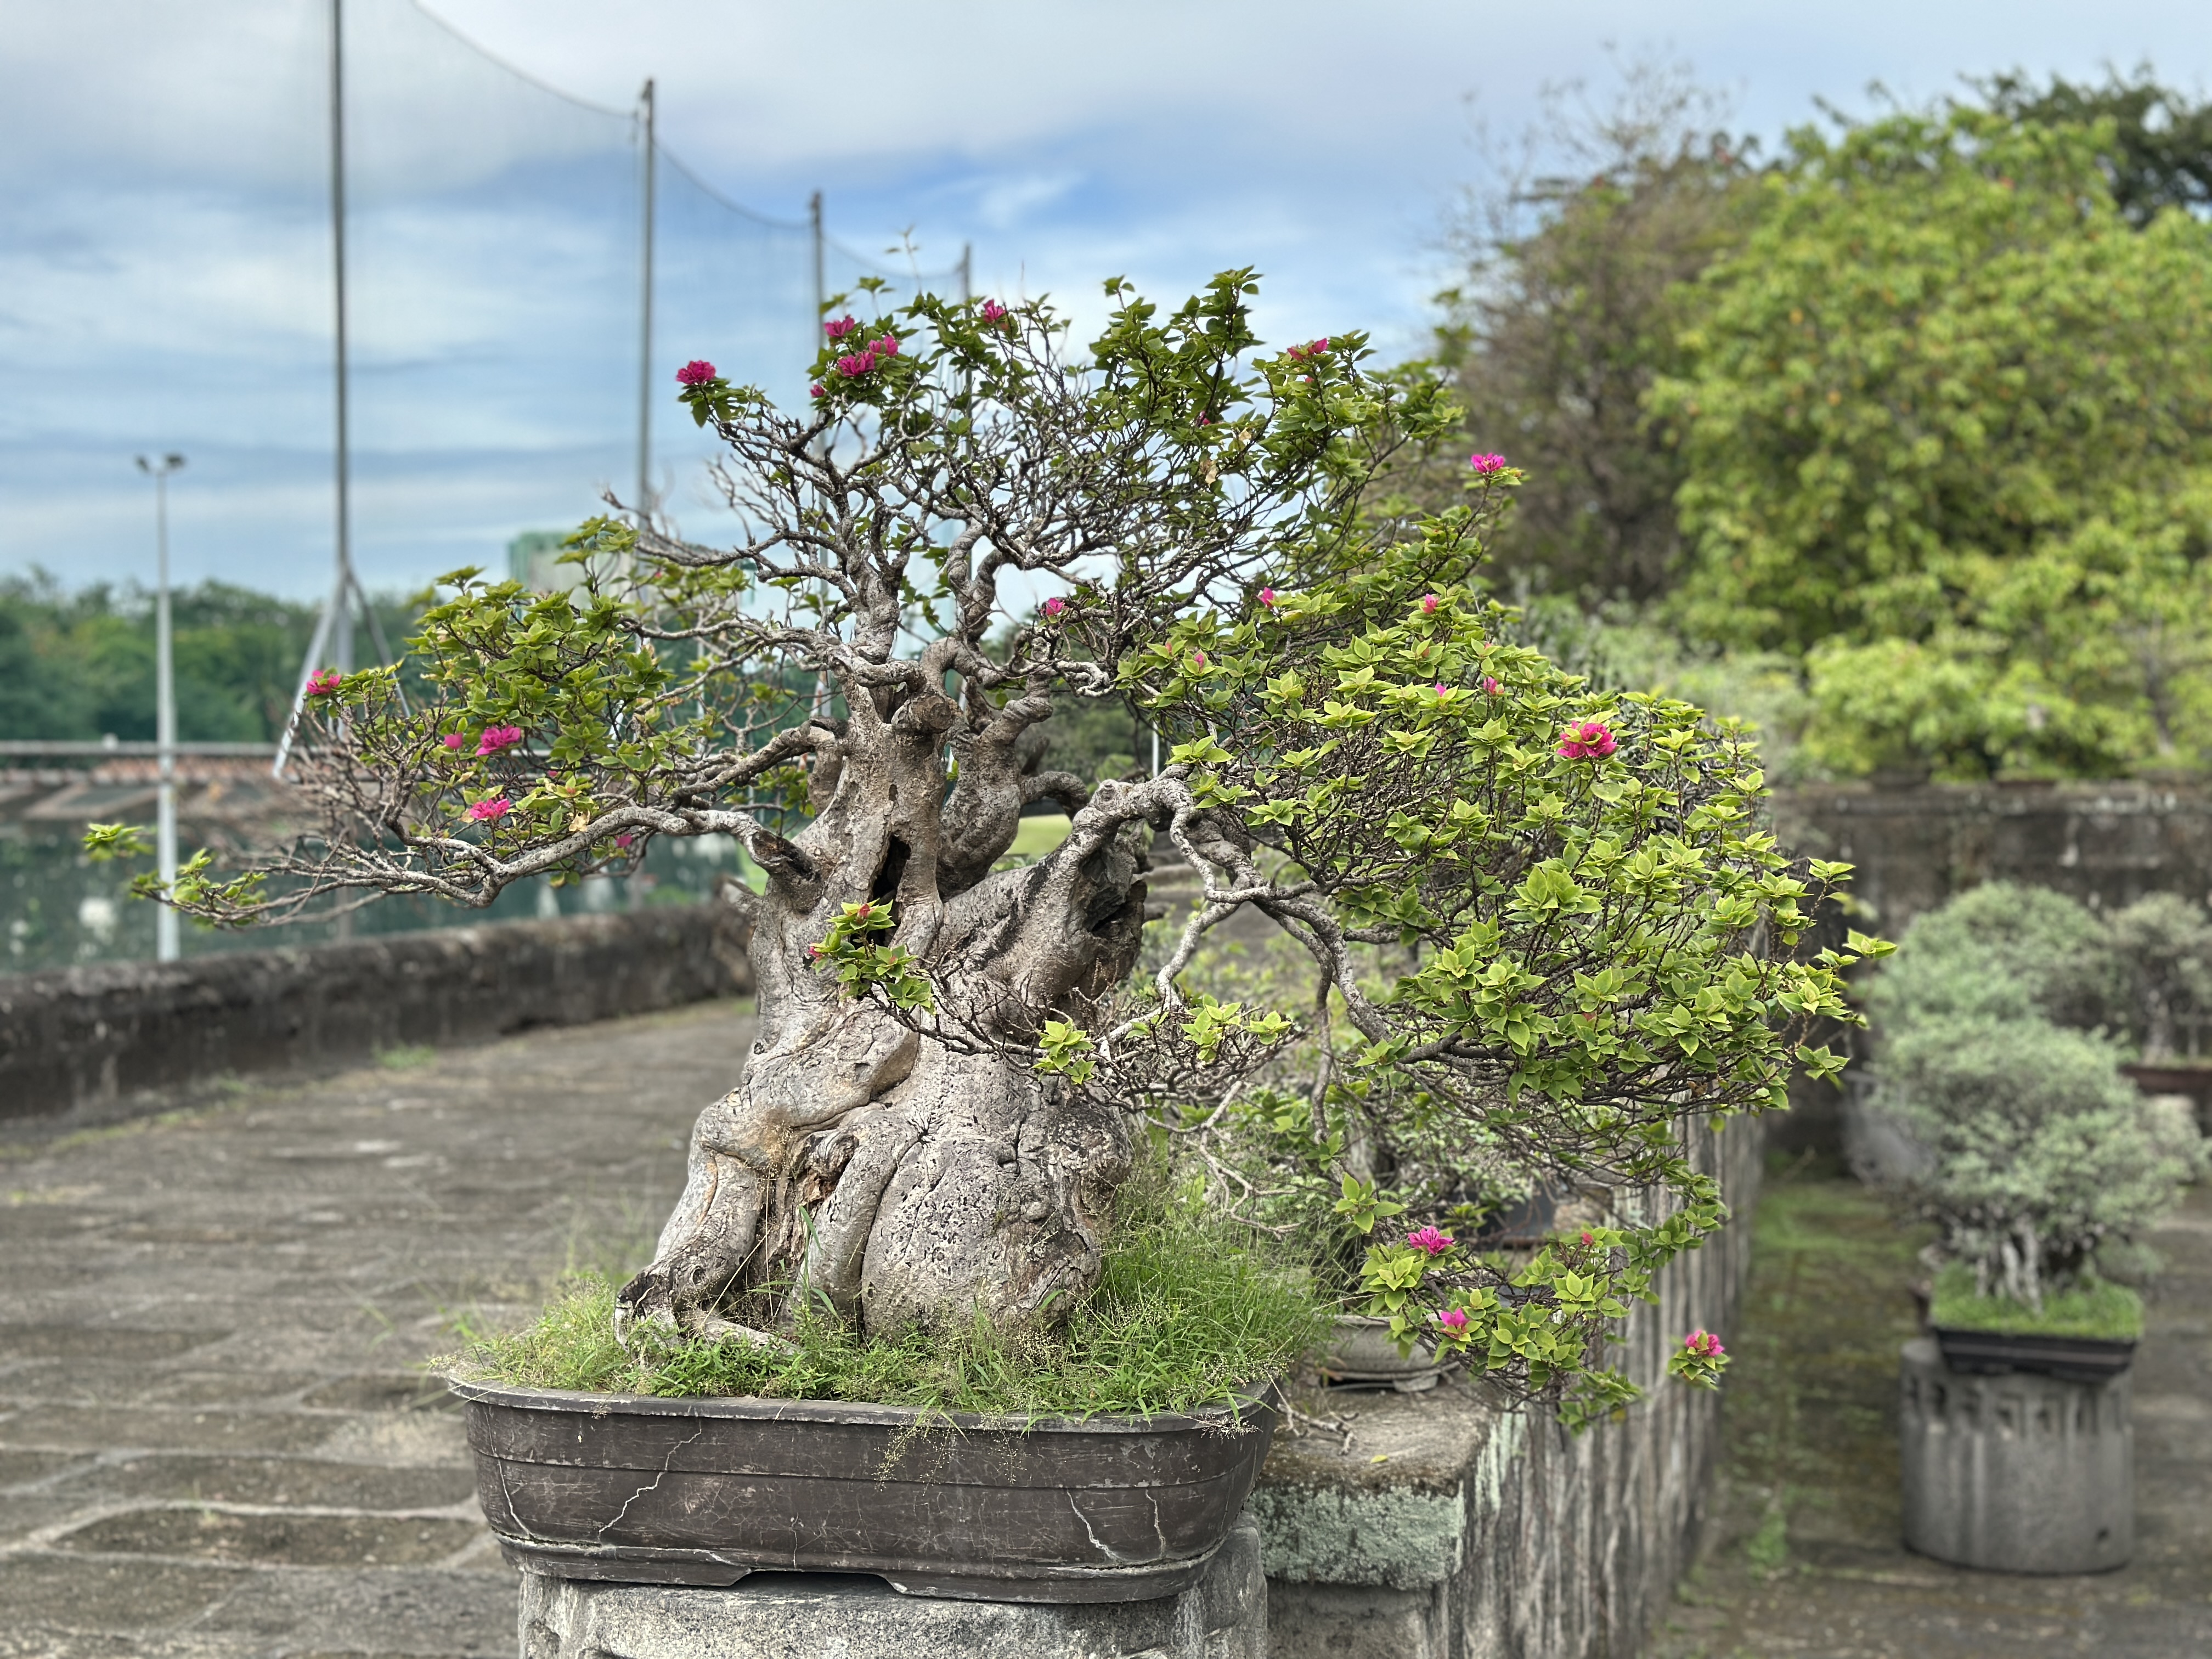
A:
[108, 273, 1872, 1593]
[1867, 879, 2207, 1380]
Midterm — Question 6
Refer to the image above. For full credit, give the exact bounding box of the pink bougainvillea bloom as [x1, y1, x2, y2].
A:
[474, 724, 524, 757]
[441, 732, 467, 751]
[809, 382, 826, 399]
[305, 668, 341, 697]
[466, 797, 510, 822]
[1406, 1226, 1455, 1256]
[873, 333, 899, 358]
[1043, 596, 1066, 619]
[1420, 594, 1440, 614]
[808, 943, 827, 958]
[1190, 650, 1207, 669]
[675, 359, 716, 386]
[1469, 452, 1507, 474]
[1285, 337, 1330, 362]
[836, 351, 875, 378]
[1259, 588, 1277, 607]
[1580, 1230, 1595, 1247]
[1684, 1329, 1726, 1358]
[979, 298, 1008, 325]
[1482, 676, 1502, 696]
[614, 833, 634, 850]
[823, 315, 859, 340]
[1556, 720, 1618, 760]
[1437, 1308, 1469, 1333]
[1434, 682, 1450, 697]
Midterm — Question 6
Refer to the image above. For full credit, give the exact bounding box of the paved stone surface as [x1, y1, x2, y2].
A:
[1651, 1163, 2212, 1659]
[1, 1000, 755, 1659]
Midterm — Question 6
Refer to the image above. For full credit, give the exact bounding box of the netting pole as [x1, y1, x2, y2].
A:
[280, 0, 354, 779]
[635, 78, 656, 531]
[809, 190, 825, 325]
[960, 244, 972, 304]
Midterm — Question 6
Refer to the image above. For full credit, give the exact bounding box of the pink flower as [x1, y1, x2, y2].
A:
[1557, 720, 1617, 760]
[810, 382, 826, 399]
[836, 351, 875, 378]
[305, 668, 341, 697]
[675, 359, 716, 386]
[1684, 1329, 1725, 1358]
[1406, 1226, 1455, 1256]
[1190, 650, 1207, 670]
[1043, 596, 1066, 619]
[1420, 594, 1440, 614]
[1469, 452, 1507, 475]
[1580, 1230, 1595, 1247]
[824, 315, 859, 340]
[1437, 1308, 1469, 1333]
[1286, 337, 1330, 362]
[1482, 676, 1502, 696]
[441, 732, 467, 751]
[475, 724, 524, 757]
[979, 298, 1009, 326]
[873, 333, 899, 358]
[614, 833, 634, 850]
[808, 943, 827, 958]
[1259, 588, 1277, 607]
[1434, 682, 1450, 697]
[466, 797, 511, 822]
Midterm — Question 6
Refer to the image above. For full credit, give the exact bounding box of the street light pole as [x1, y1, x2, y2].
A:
[136, 453, 187, 964]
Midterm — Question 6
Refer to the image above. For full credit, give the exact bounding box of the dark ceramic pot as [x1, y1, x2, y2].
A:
[1931, 1326, 2136, 1384]
[451, 1379, 1278, 1603]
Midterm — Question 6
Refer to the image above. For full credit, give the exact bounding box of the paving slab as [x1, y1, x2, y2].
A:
[1, 998, 756, 1659]
[1651, 1163, 2212, 1659]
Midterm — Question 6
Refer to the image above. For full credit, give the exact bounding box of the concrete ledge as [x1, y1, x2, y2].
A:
[0, 904, 751, 1128]
[515, 1519, 1267, 1659]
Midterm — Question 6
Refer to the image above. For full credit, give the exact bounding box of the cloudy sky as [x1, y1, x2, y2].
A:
[2, 0, 2207, 601]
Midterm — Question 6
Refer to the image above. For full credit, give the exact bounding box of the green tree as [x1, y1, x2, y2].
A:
[1978, 66, 2212, 227]
[1653, 107, 2212, 778]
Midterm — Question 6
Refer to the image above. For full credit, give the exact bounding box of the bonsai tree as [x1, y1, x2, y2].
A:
[110, 274, 1874, 1422]
[1867, 882, 2207, 1319]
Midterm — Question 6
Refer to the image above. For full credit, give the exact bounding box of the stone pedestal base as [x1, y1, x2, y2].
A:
[517, 1519, 1265, 1659]
[1900, 1336, 2132, 1573]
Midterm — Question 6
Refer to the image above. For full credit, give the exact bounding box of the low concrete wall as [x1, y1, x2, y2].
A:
[1251, 1116, 1760, 1658]
[0, 904, 751, 1129]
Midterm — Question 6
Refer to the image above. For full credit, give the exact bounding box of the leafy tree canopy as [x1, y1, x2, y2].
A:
[1654, 106, 2212, 778]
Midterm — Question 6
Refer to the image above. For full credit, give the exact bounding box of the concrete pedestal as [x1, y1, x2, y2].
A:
[1899, 1336, 2133, 1573]
[516, 1519, 1266, 1659]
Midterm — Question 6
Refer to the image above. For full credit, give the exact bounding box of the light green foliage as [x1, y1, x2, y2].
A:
[1869, 882, 2207, 1307]
[1655, 107, 2212, 778]
[1127, 545, 1877, 1424]
[443, 1178, 1327, 1417]
[1928, 1259, 2142, 1340]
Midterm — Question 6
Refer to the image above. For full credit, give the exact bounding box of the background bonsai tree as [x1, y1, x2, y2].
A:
[1866, 882, 2207, 1315]
[126, 273, 1872, 1421]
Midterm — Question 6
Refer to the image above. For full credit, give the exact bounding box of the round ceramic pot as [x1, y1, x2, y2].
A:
[451, 1378, 1278, 1604]
[1313, 1314, 1454, 1392]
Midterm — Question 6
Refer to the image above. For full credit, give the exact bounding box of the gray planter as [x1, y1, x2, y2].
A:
[452, 1379, 1278, 1603]
[1899, 1336, 2132, 1573]
[1314, 1315, 1454, 1392]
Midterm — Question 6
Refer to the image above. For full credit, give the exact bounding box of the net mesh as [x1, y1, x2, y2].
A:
[0, 0, 966, 600]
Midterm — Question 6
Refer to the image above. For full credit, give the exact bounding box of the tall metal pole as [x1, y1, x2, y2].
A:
[634, 78, 656, 529]
[137, 453, 187, 963]
[809, 190, 825, 330]
[960, 242, 972, 305]
[328, 0, 353, 680]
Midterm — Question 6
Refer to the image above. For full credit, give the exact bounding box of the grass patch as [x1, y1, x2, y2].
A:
[377, 1044, 437, 1070]
[1929, 1261, 2143, 1340]
[439, 1183, 1328, 1417]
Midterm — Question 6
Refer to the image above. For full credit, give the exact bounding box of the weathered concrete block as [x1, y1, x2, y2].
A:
[1899, 1336, 2133, 1573]
[515, 1518, 1266, 1659]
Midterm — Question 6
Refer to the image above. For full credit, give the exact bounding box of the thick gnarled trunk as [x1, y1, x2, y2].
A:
[617, 670, 1152, 1344]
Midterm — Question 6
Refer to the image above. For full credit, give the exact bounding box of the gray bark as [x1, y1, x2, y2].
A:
[617, 674, 1152, 1342]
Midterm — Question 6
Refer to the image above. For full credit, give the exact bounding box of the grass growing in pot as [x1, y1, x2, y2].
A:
[442, 1176, 1329, 1417]
[1926, 1262, 2142, 1342]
